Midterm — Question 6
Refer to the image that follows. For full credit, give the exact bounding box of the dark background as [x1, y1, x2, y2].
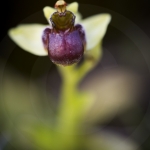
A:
[0, 0, 150, 149]
[1, 0, 150, 43]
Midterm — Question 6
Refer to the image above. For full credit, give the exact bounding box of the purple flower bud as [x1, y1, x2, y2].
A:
[42, 7, 86, 66]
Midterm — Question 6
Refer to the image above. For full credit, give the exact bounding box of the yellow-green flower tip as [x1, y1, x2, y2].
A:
[67, 2, 78, 14]
[43, 6, 56, 21]
[8, 24, 48, 56]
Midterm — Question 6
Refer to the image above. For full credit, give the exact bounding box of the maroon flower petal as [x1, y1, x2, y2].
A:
[42, 9, 86, 66]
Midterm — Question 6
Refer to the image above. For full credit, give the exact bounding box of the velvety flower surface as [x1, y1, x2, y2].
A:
[8, 2, 111, 60]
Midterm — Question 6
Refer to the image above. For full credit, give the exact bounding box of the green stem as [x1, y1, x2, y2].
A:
[55, 44, 102, 149]
[56, 65, 87, 148]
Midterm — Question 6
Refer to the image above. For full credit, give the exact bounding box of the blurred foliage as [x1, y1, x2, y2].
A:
[0, 44, 142, 150]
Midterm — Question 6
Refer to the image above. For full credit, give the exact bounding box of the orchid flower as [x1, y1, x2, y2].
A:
[8, 2, 111, 64]
[6, 1, 140, 150]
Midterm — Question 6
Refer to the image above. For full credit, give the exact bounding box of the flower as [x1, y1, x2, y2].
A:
[42, 1, 86, 65]
[8, 1, 111, 64]
[5, 3, 141, 149]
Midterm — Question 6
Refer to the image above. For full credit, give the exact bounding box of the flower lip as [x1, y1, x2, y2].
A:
[42, 2, 86, 66]
[47, 28, 84, 66]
